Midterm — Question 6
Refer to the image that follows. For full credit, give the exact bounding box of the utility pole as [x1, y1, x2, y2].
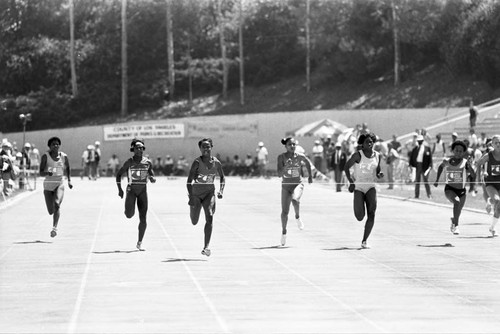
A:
[217, 0, 228, 100]
[166, 0, 175, 99]
[69, 0, 78, 97]
[392, 0, 401, 86]
[121, 0, 128, 118]
[305, 0, 311, 93]
[239, 0, 245, 105]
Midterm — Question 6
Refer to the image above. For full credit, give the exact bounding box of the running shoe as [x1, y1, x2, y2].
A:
[136, 241, 144, 251]
[489, 227, 496, 237]
[280, 234, 286, 247]
[50, 228, 57, 238]
[296, 218, 304, 230]
[361, 241, 370, 249]
[450, 223, 460, 235]
[201, 248, 211, 256]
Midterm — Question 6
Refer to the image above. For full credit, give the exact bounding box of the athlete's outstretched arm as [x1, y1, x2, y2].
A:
[344, 152, 360, 184]
[302, 155, 313, 183]
[376, 153, 384, 179]
[39, 154, 49, 176]
[276, 154, 284, 178]
[344, 152, 360, 192]
[466, 161, 476, 181]
[216, 161, 225, 197]
[148, 160, 156, 183]
[475, 153, 489, 183]
[186, 160, 199, 197]
[64, 155, 73, 189]
[115, 160, 130, 198]
[433, 163, 444, 187]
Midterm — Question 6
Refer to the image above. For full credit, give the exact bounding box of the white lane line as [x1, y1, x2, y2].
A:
[67, 202, 104, 334]
[220, 219, 387, 333]
[151, 209, 230, 334]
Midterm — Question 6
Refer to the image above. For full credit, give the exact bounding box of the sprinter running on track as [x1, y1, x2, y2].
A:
[433, 140, 475, 235]
[39, 136, 73, 238]
[276, 137, 312, 247]
[476, 135, 500, 236]
[187, 138, 225, 257]
[344, 133, 383, 249]
[116, 139, 156, 251]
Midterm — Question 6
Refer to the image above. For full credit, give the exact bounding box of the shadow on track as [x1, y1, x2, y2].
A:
[13, 240, 52, 244]
[93, 250, 142, 254]
[417, 243, 454, 247]
[458, 236, 495, 239]
[252, 245, 289, 250]
[162, 258, 207, 263]
[323, 247, 361, 251]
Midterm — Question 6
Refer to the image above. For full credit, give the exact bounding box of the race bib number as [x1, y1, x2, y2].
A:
[446, 171, 463, 183]
[197, 174, 215, 184]
[491, 164, 500, 176]
[284, 166, 300, 178]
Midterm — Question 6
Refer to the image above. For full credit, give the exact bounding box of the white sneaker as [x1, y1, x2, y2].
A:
[361, 241, 370, 249]
[296, 218, 304, 230]
[451, 225, 460, 235]
[489, 227, 496, 237]
[201, 248, 211, 256]
[280, 234, 286, 246]
[450, 218, 460, 235]
[136, 241, 144, 251]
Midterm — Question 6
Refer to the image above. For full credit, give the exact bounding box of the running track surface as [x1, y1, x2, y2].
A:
[1, 177, 499, 334]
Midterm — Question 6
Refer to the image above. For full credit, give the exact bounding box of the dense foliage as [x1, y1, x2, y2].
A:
[1, 0, 500, 132]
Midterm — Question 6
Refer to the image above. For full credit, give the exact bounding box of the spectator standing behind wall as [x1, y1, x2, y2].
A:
[81, 145, 98, 180]
[385, 142, 400, 190]
[312, 140, 324, 173]
[390, 134, 402, 153]
[330, 142, 346, 192]
[243, 154, 254, 178]
[409, 135, 433, 199]
[256, 142, 269, 178]
[18, 143, 31, 189]
[107, 154, 120, 176]
[94, 141, 101, 178]
[469, 99, 478, 129]
[163, 155, 174, 176]
[175, 156, 189, 176]
[29, 145, 40, 176]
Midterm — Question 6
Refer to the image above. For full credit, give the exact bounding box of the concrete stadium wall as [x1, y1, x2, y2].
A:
[3, 108, 462, 171]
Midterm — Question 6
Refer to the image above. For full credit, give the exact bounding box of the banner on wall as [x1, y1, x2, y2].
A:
[103, 123, 184, 141]
[187, 121, 258, 138]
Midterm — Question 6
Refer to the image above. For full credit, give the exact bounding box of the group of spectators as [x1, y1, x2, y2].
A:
[214, 141, 270, 178]
[151, 155, 189, 176]
[80, 141, 101, 180]
[1, 138, 40, 196]
[276, 117, 495, 199]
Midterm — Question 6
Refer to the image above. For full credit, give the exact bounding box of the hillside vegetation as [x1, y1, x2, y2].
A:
[104, 65, 498, 125]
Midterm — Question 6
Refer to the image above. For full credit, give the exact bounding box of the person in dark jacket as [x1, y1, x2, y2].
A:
[330, 142, 347, 192]
[409, 135, 433, 199]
